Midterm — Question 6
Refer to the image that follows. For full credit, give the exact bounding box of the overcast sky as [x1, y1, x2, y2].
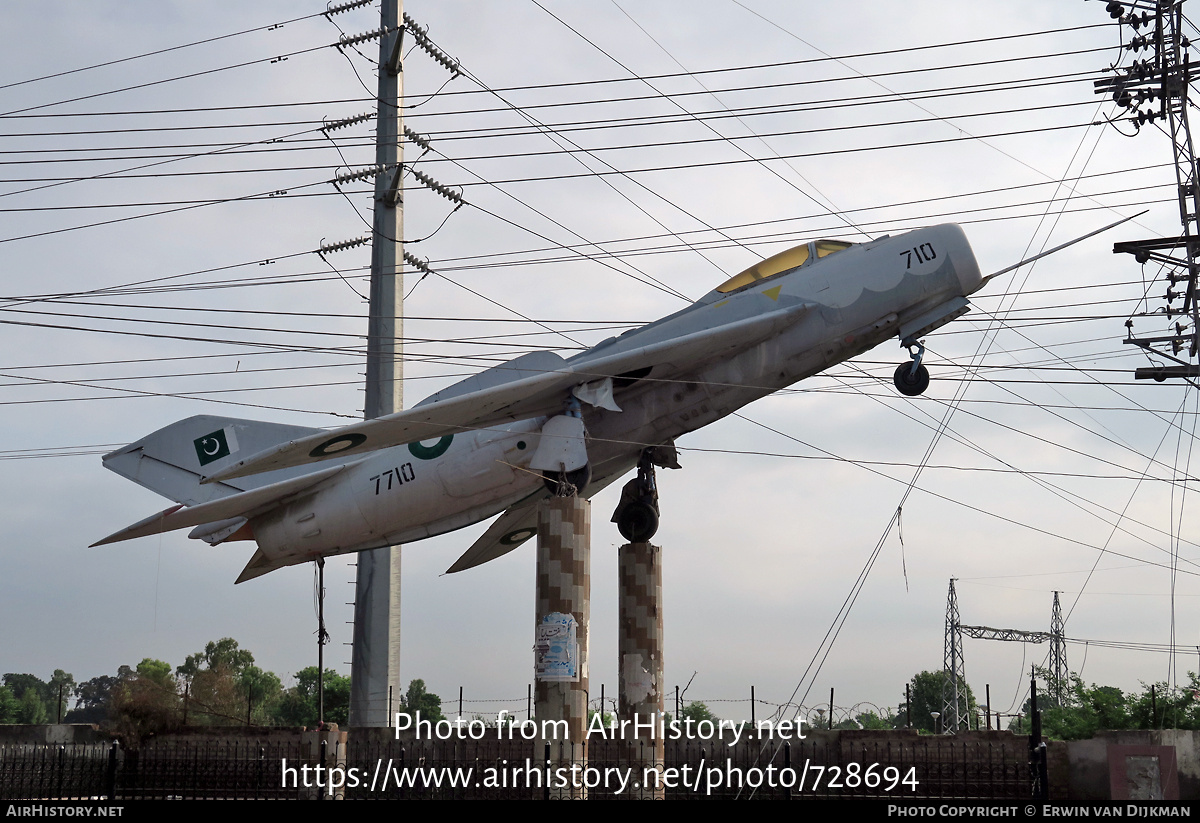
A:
[1, 0, 1196, 726]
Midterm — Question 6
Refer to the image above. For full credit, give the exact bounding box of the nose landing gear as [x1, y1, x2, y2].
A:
[893, 337, 930, 397]
[611, 445, 679, 543]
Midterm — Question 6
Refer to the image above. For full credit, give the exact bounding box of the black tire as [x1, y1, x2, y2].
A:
[618, 500, 659, 543]
[893, 362, 930, 397]
[542, 463, 591, 494]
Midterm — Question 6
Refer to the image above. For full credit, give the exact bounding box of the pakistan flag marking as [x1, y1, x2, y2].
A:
[194, 427, 238, 466]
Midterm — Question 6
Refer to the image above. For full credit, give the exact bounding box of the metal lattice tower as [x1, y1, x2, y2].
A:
[1095, 1, 1200, 378]
[1049, 591, 1069, 705]
[943, 579, 970, 733]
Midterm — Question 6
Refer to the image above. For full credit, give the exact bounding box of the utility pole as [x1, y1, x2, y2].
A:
[1094, 1, 1200, 379]
[349, 0, 404, 728]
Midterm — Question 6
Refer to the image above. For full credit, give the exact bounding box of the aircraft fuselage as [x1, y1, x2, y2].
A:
[245, 223, 982, 570]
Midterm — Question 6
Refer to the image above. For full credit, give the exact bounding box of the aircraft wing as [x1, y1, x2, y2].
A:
[203, 303, 811, 484]
[91, 463, 347, 547]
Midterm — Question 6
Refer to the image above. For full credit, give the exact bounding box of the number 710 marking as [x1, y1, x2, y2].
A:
[901, 243, 937, 268]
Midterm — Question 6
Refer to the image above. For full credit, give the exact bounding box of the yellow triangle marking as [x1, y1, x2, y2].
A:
[762, 285, 782, 301]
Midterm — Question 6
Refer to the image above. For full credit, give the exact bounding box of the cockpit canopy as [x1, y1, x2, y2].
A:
[716, 239, 853, 294]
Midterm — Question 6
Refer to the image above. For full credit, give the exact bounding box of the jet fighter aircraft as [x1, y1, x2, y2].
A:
[94, 223, 984, 582]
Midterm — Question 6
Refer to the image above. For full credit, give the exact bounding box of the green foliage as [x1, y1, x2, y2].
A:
[900, 671, 978, 733]
[587, 709, 614, 729]
[397, 679, 445, 723]
[177, 639, 282, 726]
[1, 671, 75, 724]
[1127, 674, 1200, 732]
[1014, 669, 1200, 740]
[177, 638, 256, 681]
[0, 687, 20, 723]
[1033, 672, 1132, 740]
[679, 701, 718, 723]
[18, 690, 48, 724]
[854, 709, 901, 730]
[110, 659, 180, 742]
[66, 675, 120, 725]
[272, 667, 351, 727]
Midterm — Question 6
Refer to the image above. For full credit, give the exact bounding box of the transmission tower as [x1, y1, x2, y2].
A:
[943, 579, 970, 733]
[1094, 0, 1200, 378]
[1048, 591, 1069, 705]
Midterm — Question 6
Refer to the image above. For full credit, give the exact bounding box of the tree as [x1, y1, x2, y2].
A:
[1, 672, 75, 724]
[0, 687, 19, 724]
[900, 671, 978, 733]
[396, 679, 445, 723]
[46, 670, 76, 722]
[854, 709, 901, 730]
[66, 675, 120, 725]
[109, 659, 181, 742]
[1127, 674, 1200, 732]
[177, 638, 255, 681]
[176, 638, 281, 726]
[679, 701, 718, 723]
[272, 667, 351, 727]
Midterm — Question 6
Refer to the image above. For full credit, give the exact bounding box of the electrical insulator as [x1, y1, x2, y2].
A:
[322, 112, 374, 133]
[402, 12, 461, 77]
[1173, 338, 1184, 354]
[404, 126, 432, 152]
[403, 251, 434, 276]
[338, 27, 388, 50]
[410, 168, 464, 204]
[1166, 287, 1178, 302]
[1106, 1, 1123, 19]
[319, 235, 370, 256]
[334, 164, 391, 186]
[324, 0, 372, 17]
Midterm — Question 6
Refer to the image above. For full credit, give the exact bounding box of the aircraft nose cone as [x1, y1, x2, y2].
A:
[943, 224, 983, 296]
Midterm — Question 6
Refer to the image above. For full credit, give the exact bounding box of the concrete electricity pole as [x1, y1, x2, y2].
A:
[349, 0, 404, 727]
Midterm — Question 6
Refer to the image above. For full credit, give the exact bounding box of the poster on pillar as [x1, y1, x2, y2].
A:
[534, 612, 578, 681]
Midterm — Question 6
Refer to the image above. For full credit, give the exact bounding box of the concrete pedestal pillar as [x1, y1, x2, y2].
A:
[534, 495, 590, 799]
[618, 540, 664, 799]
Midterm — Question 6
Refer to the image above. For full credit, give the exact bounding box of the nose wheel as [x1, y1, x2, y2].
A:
[612, 448, 663, 543]
[893, 339, 930, 396]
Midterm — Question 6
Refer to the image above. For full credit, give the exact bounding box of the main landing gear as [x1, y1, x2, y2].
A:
[611, 444, 679, 543]
[893, 337, 930, 397]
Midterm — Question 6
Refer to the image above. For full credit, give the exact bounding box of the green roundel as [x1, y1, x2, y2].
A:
[408, 435, 453, 460]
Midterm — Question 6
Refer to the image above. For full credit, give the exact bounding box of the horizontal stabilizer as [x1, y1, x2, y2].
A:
[236, 548, 291, 584]
[445, 498, 543, 573]
[91, 463, 346, 547]
[445, 455, 637, 573]
[205, 303, 811, 484]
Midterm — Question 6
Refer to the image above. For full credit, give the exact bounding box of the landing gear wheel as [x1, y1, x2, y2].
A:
[543, 463, 591, 495]
[893, 362, 930, 396]
[617, 500, 660, 543]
